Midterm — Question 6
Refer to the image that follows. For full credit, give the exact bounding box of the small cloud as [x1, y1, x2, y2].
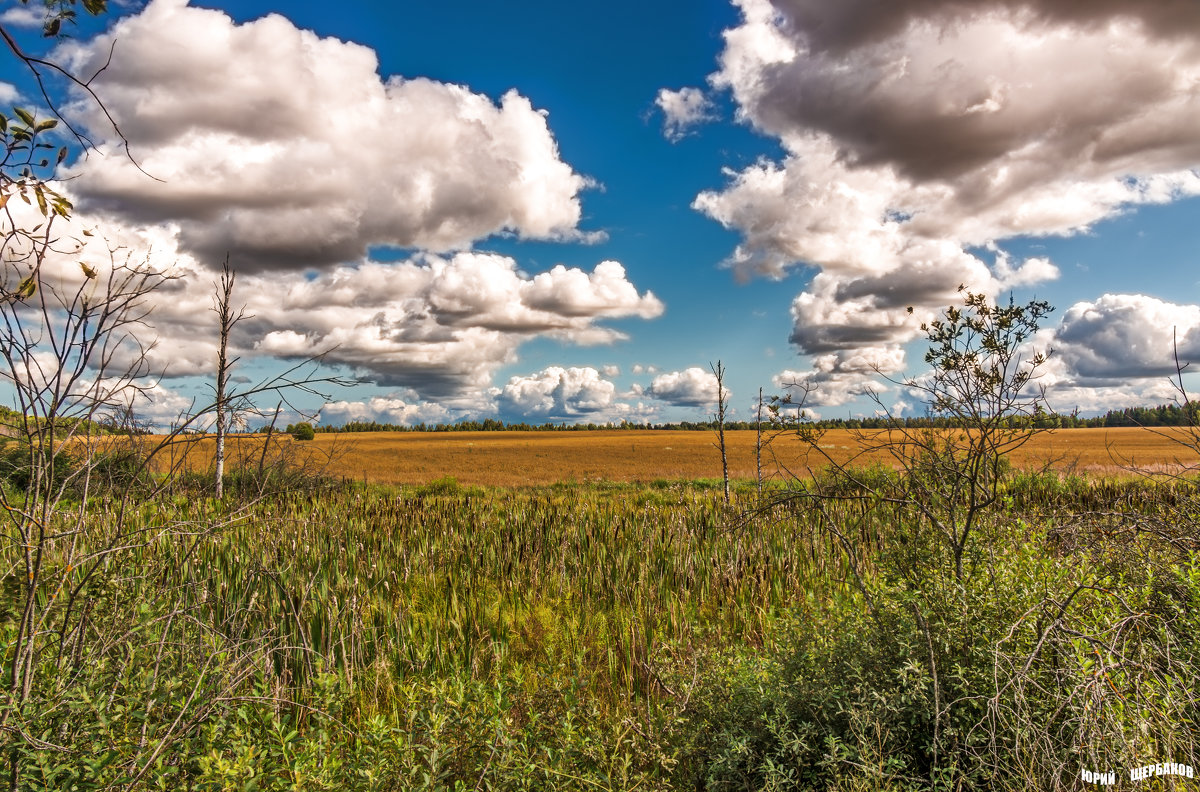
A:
[0, 6, 42, 28]
[655, 86, 717, 142]
[991, 247, 1059, 289]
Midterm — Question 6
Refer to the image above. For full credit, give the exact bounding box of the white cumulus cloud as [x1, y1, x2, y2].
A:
[697, 0, 1200, 379]
[497, 366, 623, 420]
[55, 0, 599, 270]
[1052, 294, 1200, 381]
[0, 6, 42, 29]
[647, 367, 723, 408]
[6, 203, 663, 401]
[320, 396, 454, 427]
[655, 86, 717, 141]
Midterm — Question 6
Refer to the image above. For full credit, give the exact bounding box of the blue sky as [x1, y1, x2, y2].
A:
[3, 0, 1200, 426]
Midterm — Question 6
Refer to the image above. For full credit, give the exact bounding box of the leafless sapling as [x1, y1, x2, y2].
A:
[711, 360, 730, 504]
[212, 255, 248, 499]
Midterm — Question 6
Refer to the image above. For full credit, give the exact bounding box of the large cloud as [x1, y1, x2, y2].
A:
[696, 0, 1200, 370]
[319, 396, 454, 427]
[497, 366, 621, 420]
[55, 0, 597, 270]
[210, 252, 660, 397]
[646, 367, 724, 408]
[1052, 294, 1200, 381]
[772, 346, 902, 408]
[7, 203, 662, 401]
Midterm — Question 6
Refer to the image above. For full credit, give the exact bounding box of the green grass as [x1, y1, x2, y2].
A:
[4, 475, 1199, 790]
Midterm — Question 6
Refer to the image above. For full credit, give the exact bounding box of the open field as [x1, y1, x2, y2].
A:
[12, 427, 1200, 789]
[217, 427, 1200, 486]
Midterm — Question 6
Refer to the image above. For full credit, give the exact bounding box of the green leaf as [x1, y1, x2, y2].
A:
[35, 118, 58, 133]
[16, 277, 36, 300]
[14, 107, 35, 128]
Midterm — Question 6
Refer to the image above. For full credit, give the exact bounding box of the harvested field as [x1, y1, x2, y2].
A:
[209, 427, 1200, 487]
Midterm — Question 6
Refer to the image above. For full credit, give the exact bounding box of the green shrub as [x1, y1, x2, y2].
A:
[288, 421, 316, 441]
[88, 447, 155, 495]
[0, 440, 78, 495]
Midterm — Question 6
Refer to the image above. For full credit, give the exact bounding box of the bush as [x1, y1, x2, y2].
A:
[88, 447, 155, 495]
[288, 421, 316, 441]
[0, 441, 78, 495]
[675, 511, 1200, 792]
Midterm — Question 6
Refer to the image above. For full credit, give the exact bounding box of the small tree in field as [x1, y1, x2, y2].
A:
[787, 289, 1054, 581]
[747, 292, 1063, 790]
[900, 290, 1053, 578]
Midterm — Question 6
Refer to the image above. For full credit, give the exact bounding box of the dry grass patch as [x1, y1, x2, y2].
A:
[118, 427, 1200, 487]
[307, 427, 1200, 486]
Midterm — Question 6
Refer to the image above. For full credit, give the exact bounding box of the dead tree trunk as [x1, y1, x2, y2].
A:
[712, 361, 730, 505]
[756, 386, 764, 498]
[213, 256, 246, 499]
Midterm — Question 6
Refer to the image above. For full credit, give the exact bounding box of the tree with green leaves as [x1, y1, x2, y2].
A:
[785, 288, 1054, 581]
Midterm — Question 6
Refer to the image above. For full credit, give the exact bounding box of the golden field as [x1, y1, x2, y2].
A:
[201, 427, 1200, 487]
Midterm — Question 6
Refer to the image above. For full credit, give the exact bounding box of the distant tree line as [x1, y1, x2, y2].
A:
[1072, 403, 1200, 427]
[302, 403, 1200, 433]
[0, 404, 146, 437]
[3, 401, 1187, 437]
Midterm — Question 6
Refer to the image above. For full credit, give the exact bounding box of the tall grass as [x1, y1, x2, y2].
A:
[94, 482, 860, 698]
[5, 474, 1198, 789]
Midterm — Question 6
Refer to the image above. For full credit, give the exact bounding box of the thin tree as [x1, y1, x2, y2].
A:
[212, 255, 247, 499]
[781, 289, 1054, 581]
[711, 360, 730, 504]
[756, 386, 764, 498]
